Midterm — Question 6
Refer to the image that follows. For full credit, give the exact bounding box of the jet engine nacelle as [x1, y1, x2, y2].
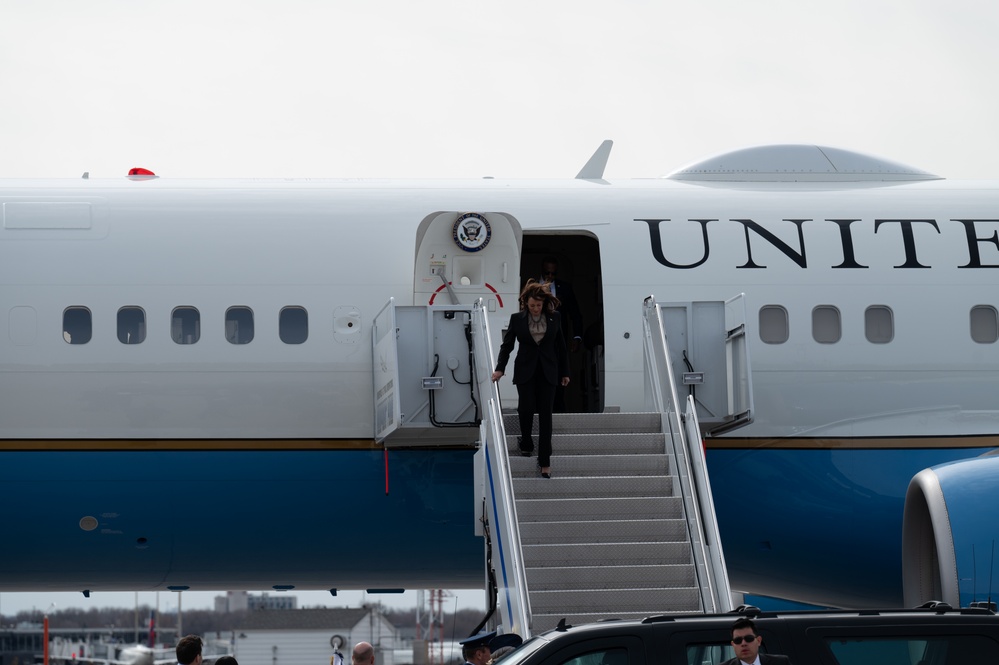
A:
[902, 454, 999, 607]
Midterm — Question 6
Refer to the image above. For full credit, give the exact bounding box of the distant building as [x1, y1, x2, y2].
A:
[247, 593, 297, 611]
[233, 607, 401, 665]
[216, 591, 250, 613]
[1, 625, 179, 665]
[215, 591, 296, 612]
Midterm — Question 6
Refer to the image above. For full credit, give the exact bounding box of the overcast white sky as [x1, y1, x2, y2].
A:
[2, 0, 998, 181]
[0, 0, 997, 618]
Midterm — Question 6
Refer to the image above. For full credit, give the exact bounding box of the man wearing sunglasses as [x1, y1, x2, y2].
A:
[722, 618, 793, 665]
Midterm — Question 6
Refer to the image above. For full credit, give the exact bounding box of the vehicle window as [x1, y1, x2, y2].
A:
[825, 635, 999, 665]
[559, 647, 628, 665]
[685, 642, 734, 665]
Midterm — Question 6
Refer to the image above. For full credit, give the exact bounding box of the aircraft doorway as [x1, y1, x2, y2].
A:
[521, 234, 604, 413]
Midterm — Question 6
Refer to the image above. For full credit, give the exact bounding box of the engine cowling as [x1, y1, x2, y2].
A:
[902, 453, 999, 607]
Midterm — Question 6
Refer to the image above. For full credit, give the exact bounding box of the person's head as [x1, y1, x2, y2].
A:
[460, 632, 494, 665]
[352, 642, 375, 665]
[541, 256, 559, 281]
[176, 635, 203, 665]
[462, 643, 491, 665]
[730, 618, 762, 663]
[519, 279, 560, 315]
[215, 657, 239, 665]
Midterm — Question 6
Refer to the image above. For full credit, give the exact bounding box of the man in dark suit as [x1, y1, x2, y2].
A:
[539, 256, 583, 411]
[722, 618, 793, 665]
[539, 256, 583, 349]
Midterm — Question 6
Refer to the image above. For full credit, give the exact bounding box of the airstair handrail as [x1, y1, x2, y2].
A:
[642, 296, 733, 613]
[471, 300, 533, 638]
[683, 394, 733, 610]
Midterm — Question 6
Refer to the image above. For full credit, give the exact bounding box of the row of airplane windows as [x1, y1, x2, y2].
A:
[63, 306, 300, 345]
[760, 304, 999, 344]
[58, 303, 999, 346]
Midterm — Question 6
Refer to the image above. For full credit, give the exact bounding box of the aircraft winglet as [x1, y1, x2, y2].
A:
[575, 140, 613, 179]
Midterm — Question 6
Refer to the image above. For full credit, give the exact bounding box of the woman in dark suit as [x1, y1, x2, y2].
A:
[491, 280, 569, 478]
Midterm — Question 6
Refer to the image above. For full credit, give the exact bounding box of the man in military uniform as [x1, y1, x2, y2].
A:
[459, 631, 496, 665]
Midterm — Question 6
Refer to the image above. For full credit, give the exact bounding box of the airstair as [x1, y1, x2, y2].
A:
[504, 409, 715, 632]
[477, 296, 753, 636]
[373, 295, 752, 638]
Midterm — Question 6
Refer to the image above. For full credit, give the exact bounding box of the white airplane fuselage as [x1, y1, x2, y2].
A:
[2, 167, 998, 607]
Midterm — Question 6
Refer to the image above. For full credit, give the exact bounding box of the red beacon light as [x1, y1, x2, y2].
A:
[127, 167, 158, 180]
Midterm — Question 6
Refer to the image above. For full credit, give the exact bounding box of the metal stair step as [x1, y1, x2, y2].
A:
[511, 475, 673, 499]
[506, 432, 666, 456]
[522, 542, 693, 567]
[516, 496, 684, 522]
[503, 412, 663, 435]
[531, 609, 697, 634]
[507, 454, 670, 477]
[529, 586, 702, 613]
[518, 519, 691, 545]
[493, 409, 719, 635]
[526, 563, 697, 590]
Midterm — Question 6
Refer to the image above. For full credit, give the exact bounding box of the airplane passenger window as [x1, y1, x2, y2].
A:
[759, 305, 788, 344]
[63, 307, 92, 345]
[812, 305, 841, 343]
[117, 307, 146, 344]
[226, 306, 255, 344]
[970, 305, 998, 343]
[171, 306, 201, 345]
[865, 306, 893, 344]
[280, 306, 308, 344]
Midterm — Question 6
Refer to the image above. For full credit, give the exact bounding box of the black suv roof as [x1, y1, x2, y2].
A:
[502, 604, 999, 665]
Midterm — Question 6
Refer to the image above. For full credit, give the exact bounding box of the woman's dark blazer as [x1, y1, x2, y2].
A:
[494, 310, 569, 385]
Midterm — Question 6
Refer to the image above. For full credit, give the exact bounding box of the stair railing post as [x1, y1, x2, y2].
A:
[472, 300, 533, 638]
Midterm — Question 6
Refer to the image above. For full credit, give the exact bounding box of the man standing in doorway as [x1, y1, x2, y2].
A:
[539, 256, 583, 411]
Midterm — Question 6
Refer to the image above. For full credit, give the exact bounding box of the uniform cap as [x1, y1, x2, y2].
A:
[458, 630, 497, 650]
[488, 634, 522, 651]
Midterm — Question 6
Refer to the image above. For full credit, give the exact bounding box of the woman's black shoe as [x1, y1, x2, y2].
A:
[518, 436, 534, 457]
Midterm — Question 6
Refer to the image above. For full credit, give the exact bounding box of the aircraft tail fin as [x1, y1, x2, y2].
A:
[575, 140, 613, 179]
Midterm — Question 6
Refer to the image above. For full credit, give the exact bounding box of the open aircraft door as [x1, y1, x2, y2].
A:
[413, 211, 522, 329]
[372, 299, 403, 443]
[412, 211, 523, 402]
[659, 294, 754, 436]
[372, 212, 523, 444]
